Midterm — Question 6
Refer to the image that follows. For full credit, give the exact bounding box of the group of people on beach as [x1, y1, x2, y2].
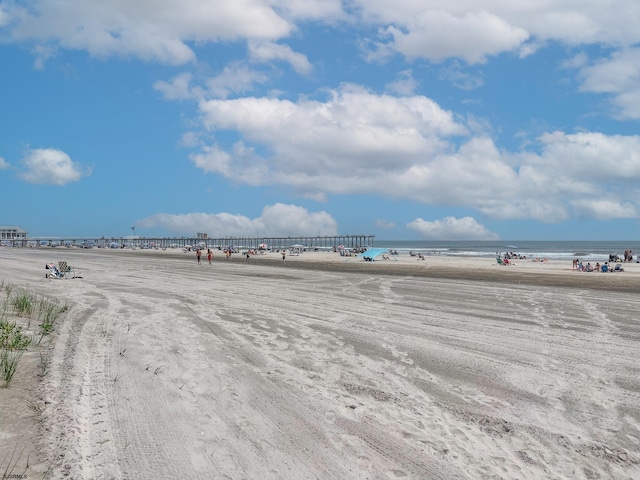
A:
[500, 251, 526, 260]
[195, 247, 289, 264]
[572, 259, 624, 272]
[195, 248, 214, 265]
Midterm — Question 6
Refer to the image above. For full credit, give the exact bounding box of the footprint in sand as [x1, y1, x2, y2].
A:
[324, 410, 336, 424]
[385, 468, 408, 478]
[356, 455, 371, 471]
[236, 416, 251, 428]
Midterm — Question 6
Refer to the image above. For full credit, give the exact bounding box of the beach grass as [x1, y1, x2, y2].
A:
[0, 284, 67, 388]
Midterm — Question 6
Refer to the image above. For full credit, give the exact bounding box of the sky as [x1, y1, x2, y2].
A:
[1, 1, 640, 241]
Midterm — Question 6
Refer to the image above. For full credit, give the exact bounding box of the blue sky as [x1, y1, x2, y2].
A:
[1, 1, 640, 241]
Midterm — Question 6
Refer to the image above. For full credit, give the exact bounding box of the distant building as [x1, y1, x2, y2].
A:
[0, 226, 28, 240]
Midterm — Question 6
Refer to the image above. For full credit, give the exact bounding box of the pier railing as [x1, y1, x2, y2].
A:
[10, 235, 375, 250]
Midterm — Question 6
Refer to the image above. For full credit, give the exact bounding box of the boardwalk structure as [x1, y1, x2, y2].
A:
[8, 235, 375, 251]
[0, 226, 28, 242]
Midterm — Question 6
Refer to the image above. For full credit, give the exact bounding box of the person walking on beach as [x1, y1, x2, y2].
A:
[282, 251, 286, 262]
[196, 248, 202, 265]
[207, 249, 213, 265]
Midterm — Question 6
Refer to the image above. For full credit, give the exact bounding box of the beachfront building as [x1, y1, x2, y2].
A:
[0, 225, 28, 241]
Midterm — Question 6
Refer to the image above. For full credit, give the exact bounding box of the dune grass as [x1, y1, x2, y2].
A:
[0, 283, 68, 388]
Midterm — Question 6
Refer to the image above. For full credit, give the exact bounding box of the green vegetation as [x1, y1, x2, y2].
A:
[0, 322, 31, 350]
[0, 283, 68, 388]
[12, 290, 34, 316]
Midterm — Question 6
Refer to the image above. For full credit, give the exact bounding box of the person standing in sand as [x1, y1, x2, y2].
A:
[207, 249, 213, 265]
[196, 248, 202, 265]
[282, 251, 286, 262]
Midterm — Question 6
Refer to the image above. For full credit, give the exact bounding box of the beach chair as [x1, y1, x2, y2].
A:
[57, 261, 77, 278]
[45, 263, 64, 279]
[496, 257, 505, 265]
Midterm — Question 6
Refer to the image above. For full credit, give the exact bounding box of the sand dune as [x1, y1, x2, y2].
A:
[1, 247, 639, 479]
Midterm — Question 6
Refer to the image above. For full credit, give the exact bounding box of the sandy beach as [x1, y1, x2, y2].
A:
[1, 247, 639, 479]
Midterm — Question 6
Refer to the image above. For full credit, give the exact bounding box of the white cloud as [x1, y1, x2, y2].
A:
[577, 48, 640, 119]
[137, 203, 338, 236]
[0, 5, 9, 27]
[407, 216, 499, 241]
[535, 131, 640, 180]
[276, 0, 345, 21]
[155, 65, 271, 101]
[385, 69, 419, 96]
[2, 0, 640, 72]
[185, 85, 640, 223]
[376, 10, 529, 64]
[0, 157, 9, 170]
[32, 44, 57, 70]
[2, 0, 294, 65]
[561, 51, 589, 70]
[356, 1, 640, 63]
[205, 63, 271, 99]
[189, 144, 236, 176]
[154, 73, 199, 100]
[18, 148, 89, 185]
[248, 41, 312, 75]
[438, 62, 485, 91]
[569, 198, 637, 220]
[196, 84, 466, 174]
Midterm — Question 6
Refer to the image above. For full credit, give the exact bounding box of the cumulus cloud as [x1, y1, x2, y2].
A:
[18, 148, 90, 185]
[438, 62, 485, 91]
[569, 198, 637, 220]
[2, 0, 640, 79]
[2, 0, 294, 65]
[182, 84, 640, 223]
[374, 10, 529, 64]
[275, 0, 345, 21]
[154, 73, 199, 100]
[248, 41, 312, 75]
[205, 63, 271, 99]
[576, 47, 640, 119]
[137, 203, 338, 237]
[407, 216, 499, 241]
[154, 65, 271, 101]
[4, 1, 639, 69]
[195, 84, 467, 180]
[356, 1, 640, 63]
[386, 69, 419, 96]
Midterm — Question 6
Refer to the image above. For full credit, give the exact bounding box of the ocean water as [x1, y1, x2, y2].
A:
[374, 240, 639, 262]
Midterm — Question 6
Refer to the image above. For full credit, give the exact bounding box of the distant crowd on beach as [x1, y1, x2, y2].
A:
[572, 250, 635, 273]
[572, 260, 625, 273]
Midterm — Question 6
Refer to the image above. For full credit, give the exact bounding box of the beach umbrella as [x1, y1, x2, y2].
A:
[338, 245, 344, 249]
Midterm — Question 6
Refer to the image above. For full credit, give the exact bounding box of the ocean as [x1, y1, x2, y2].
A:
[373, 240, 639, 262]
